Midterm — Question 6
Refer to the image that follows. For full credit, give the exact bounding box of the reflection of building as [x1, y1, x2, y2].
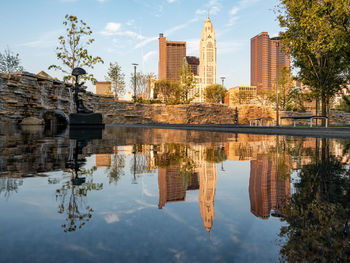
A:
[158, 167, 199, 209]
[198, 162, 217, 232]
[250, 32, 291, 91]
[96, 81, 112, 95]
[249, 156, 291, 219]
[95, 154, 111, 167]
[158, 33, 186, 81]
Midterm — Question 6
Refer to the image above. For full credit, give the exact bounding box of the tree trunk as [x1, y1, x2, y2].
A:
[321, 91, 327, 126]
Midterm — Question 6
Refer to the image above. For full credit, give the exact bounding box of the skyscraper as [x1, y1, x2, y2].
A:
[250, 32, 291, 91]
[196, 17, 217, 102]
[158, 33, 186, 81]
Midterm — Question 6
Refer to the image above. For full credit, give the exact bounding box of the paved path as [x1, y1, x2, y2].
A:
[109, 123, 350, 139]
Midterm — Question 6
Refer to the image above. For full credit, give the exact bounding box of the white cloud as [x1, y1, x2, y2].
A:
[102, 22, 121, 34]
[167, 0, 177, 3]
[227, 0, 260, 27]
[101, 22, 145, 40]
[97, 0, 109, 2]
[196, 0, 222, 17]
[19, 30, 61, 48]
[186, 38, 200, 55]
[134, 36, 158, 49]
[143, 51, 157, 63]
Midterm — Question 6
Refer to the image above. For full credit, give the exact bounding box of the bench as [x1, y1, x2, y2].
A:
[249, 117, 275, 126]
[280, 116, 328, 127]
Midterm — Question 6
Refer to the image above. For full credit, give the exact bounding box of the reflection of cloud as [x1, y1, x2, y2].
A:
[142, 186, 156, 197]
[64, 244, 96, 258]
[105, 213, 120, 223]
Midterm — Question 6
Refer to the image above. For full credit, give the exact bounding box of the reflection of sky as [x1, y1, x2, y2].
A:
[0, 157, 283, 263]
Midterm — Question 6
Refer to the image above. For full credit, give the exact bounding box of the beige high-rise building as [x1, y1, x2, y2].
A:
[250, 32, 291, 91]
[195, 17, 217, 102]
[158, 33, 186, 81]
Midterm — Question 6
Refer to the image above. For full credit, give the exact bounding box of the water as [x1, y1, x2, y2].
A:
[0, 125, 349, 262]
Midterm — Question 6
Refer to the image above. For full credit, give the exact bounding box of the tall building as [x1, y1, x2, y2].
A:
[185, 56, 200, 76]
[250, 32, 291, 91]
[194, 17, 217, 102]
[158, 33, 186, 81]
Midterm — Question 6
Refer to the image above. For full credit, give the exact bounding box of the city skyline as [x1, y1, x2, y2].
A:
[0, 0, 282, 93]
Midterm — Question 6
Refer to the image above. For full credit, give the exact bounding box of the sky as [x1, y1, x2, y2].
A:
[0, 0, 281, 93]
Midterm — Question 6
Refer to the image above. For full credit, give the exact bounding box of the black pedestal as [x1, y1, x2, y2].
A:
[69, 113, 104, 126]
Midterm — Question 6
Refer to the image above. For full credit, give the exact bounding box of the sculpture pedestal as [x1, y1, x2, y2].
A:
[69, 113, 104, 126]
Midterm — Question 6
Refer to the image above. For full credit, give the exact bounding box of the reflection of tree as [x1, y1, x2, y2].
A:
[154, 144, 197, 187]
[56, 167, 103, 232]
[0, 177, 23, 200]
[108, 152, 125, 185]
[279, 139, 350, 262]
[204, 146, 227, 163]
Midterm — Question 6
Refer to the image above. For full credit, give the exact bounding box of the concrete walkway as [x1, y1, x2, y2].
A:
[110, 123, 350, 139]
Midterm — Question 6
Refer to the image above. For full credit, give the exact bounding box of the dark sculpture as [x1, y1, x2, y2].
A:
[69, 67, 104, 126]
[72, 67, 93, 114]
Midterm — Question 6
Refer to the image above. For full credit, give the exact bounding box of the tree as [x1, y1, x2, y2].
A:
[277, 0, 349, 119]
[130, 71, 148, 99]
[105, 62, 125, 99]
[0, 47, 24, 73]
[154, 79, 181, 104]
[178, 61, 197, 103]
[145, 72, 156, 99]
[204, 84, 227, 103]
[48, 14, 104, 83]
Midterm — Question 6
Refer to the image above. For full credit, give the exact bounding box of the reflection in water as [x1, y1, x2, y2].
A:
[249, 156, 291, 219]
[1, 126, 350, 261]
[55, 127, 104, 232]
[0, 177, 23, 199]
[279, 138, 350, 262]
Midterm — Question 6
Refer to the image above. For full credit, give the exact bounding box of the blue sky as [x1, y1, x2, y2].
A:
[0, 0, 281, 92]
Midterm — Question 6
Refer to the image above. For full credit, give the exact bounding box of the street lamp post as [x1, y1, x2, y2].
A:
[275, 42, 280, 126]
[132, 63, 138, 101]
[220, 76, 225, 104]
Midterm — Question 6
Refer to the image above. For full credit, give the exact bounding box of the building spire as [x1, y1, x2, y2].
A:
[208, 10, 210, 19]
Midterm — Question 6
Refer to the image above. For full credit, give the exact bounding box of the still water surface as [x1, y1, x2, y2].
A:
[0, 125, 349, 262]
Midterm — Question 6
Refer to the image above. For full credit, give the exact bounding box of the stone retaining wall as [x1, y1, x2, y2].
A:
[2, 72, 350, 126]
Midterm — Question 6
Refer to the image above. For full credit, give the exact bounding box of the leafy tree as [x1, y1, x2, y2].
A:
[105, 61, 125, 99]
[336, 94, 350, 113]
[145, 72, 156, 99]
[130, 71, 148, 99]
[0, 47, 24, 73]
[178, 61, 197, 103]
[277, 0, 349, 119]
[204, 84, 227, 103]
[48, 14, 104, 83]
[154, 79, 181, 104]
